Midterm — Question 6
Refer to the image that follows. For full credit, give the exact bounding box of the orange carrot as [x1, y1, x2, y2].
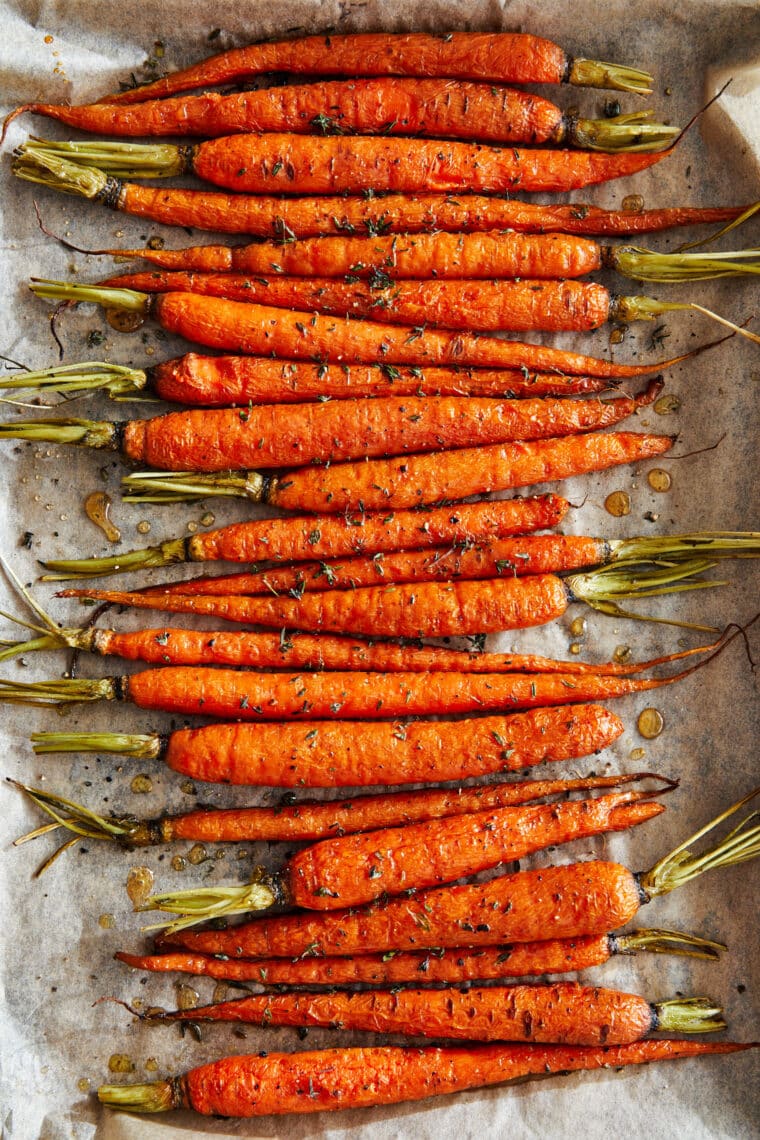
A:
[40, 496, 568, 579]
[145, 981, 723, 1047]
[18, 772, 650, 849]
[10, 385, 660, 472]
[56, 569, 662, 638]
[30, 703, 625, 787]
[105, 229, 607, 277]
[157, 791, 760, 954]
[1, 662, 693, 720]
[22, 133, 672, 195]
[114, 927, 725, 986]
[30, 282, 693, 378]
[134, 795, 662, 921]
[3, 79, 675, 148]
[94, 33, 654, 103]
[0, 355, 619, 404]
[97, 1040, 758, 1117]
[101, 270, 616, 333]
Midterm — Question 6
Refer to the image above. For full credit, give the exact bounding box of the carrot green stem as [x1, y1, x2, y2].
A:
[0, 417, 118, 448]
[138, 870, 277, 933]
[639, 787, 760, 898]
[18, 138, 186, 179]
[612, 247, 760, 282]
[12, 148, 113, 199]
[0, 362, 148, 397]
[0, 676, 116, 705]
[614, 928, 726, 961]
[568, 59, 653, 94]
[121, 470, 266, 503]
[654, 998, 725, 1034]
[31, 731, 161, 758]
[676, 201, 760, 253]
[609, 532, 760, 563]
[40, 537, 187, 581]
[97, 1080, 179, 1113]
[566, 558, 728, 631]
[570, 112, 678, 152]
[29, 278, 149, 313]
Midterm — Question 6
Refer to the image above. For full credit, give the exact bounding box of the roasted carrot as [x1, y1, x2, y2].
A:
[93, 33, 655, 103]
[99, 229, 760, 283]
[16, 772, 649, 851]
[0, 661, 703, 720]
[29, 282, 695, 378]
[19, 134, 673, 195]
[136, 794, 662, 920]
[40, 496, 568, 579]
[97, 269, 748, 334]
[114, 928, 726, 987]
[142, 981, 723, 1047]
[12, 149, 750, 237]
[29, 703, 625, 788]
[0, 355, 622, 404]
[3, 79, 677, 148]
[59, 564, 704, 637]
[96, 1040, 758, 1117]
[0, 383, 663, 472]
[158, 789, 760, 953]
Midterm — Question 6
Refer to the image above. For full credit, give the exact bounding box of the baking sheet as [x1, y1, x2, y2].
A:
[0, 1, 758, 1137]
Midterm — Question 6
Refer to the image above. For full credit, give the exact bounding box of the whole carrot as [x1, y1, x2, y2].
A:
[39, 496, 569, 579]
[158, 790, 760, 954]
[97, 1040, 758, 1118]
[12, 148, 749, 237]
[0, 661, 701, 720]
[99, 229, 760, 282]
[0, 355, 621, 404]
[99, 269, 750, 334]
[114, 928, 726, 987]
[0, 384, 662, 472]
[137, 793, 662, 920]
[58, 560, 715, 638]
[29, 281, 694, 378]
[29, 703, 625, 787]
[16, 772, 647, 851]
[19, 134, 672, 195]
[3, 79, 677, 148]
[142, 982, 723, 1047]
[93, 33, 656, 102]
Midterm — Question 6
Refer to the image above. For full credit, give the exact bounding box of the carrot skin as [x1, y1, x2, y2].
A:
[158, 704, 624, 787]
[106, 229, 603, 278]
[188, 496, 568, 564]
[150, 354, 616, 405]
[100, 33, 573, 105]
[169, 1040, 757, 1116]
[157, 861, 647, 957]
[160, 774, 637, 844]
[186, 134, 668, 195]
[116, 935, 615, 985]
[285, 798, 663, 909]
[145, 535, 611, 597]
[120, 390, 653, 472]
[151, 291, 665, 378]
[24, 79, 566, 143]
[116, 663, 667, 720]
[114, 182, 749, 238]
[265, 432, 675, 514]
[156, 981, 655, 1046]
[67, 576, 573, 638]
[110, 271, 612, 334]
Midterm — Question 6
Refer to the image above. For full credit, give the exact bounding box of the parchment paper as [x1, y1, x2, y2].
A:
[0, 2, 758, 1137]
